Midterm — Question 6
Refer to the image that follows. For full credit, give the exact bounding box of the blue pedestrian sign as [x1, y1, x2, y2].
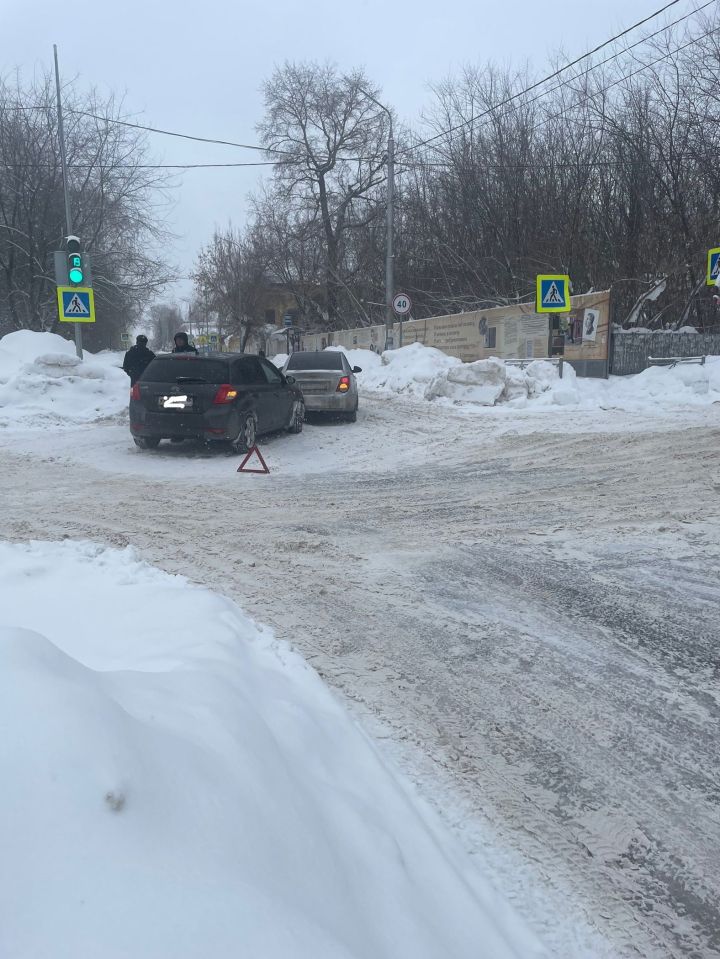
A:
[536, 274, 571, 313]
[707, 248, 720, 285]
[56, 286, 96, 324]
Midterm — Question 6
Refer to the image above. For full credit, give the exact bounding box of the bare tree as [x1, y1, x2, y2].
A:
[258, 61, 389, 326]
[192, 224, 273, 350]
[0, 71, 174, 347]
[188, 16, 720, 334]
[148, 302, 184, 351]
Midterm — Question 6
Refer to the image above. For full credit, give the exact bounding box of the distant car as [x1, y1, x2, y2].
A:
[129, 352, 304, 451]
[282, 351, 361, 422]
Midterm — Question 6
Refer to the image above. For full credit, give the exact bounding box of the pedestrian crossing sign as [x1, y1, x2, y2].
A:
[57, 286, 96, 323]
[706, 248, 720, 285]
[536, 274, 571, 313]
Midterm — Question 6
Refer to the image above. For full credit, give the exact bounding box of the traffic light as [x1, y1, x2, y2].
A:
[67, 236, 84, 286]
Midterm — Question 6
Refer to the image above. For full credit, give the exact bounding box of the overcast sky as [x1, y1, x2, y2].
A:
[3, 0, 680, 303]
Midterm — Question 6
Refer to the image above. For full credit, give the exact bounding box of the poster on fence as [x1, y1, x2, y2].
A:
[583, 309, 599, 342]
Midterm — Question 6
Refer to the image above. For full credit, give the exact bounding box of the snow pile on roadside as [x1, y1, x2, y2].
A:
[425, 357, 565, 407]
[0, 330, 127, 428]
[324, 343, 720, 411]
[0, 540, 545, 959]
[326, 345, 563, 407]
[426, 354, 720, 410]
[562, 357, 720, 411]
[327, 342, 456, 398]
[362, 343, 457, 397]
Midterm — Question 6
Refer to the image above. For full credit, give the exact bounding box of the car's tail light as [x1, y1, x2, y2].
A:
[337, 376, 350, 393]
[212, 384, 238, 404]
[130, 383, 141, 401]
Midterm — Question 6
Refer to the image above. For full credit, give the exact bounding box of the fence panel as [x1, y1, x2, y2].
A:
[611, 331, 720, 375]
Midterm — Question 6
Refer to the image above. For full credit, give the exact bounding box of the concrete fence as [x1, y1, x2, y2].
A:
[611, 330, 720, 375]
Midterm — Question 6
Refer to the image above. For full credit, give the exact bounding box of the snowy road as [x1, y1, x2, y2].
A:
[2, 395, 719, 957]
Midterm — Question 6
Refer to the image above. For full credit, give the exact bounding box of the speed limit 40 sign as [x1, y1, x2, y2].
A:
[392, 293, 412, 315]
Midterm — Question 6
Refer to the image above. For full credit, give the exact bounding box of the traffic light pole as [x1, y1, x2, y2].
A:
[53, 44, 82, 360]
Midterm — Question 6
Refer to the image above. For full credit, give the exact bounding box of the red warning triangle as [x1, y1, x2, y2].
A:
[237, 445, 270, 474]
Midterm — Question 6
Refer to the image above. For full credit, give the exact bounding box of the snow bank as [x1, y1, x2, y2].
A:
[325, 342, 458, 398]
[567, 357, 720, 411]
[325, 343, 720, 412]
[327, 345, 563, 407]
[0, 330, 127, 429]
[364, 342, 458, 397]
[430, 358, 575, 408]
[0, 540, 544, 959]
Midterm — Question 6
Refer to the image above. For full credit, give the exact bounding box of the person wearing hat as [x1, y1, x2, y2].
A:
[122, 334, 155, 385]
[172, 331, 198, 354]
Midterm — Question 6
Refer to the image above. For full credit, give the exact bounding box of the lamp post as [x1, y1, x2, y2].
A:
[359, 88, 394, 350]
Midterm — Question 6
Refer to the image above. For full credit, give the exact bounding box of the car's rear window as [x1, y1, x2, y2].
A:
[286, 352, 344, 371]
[140, 358, 229, 383]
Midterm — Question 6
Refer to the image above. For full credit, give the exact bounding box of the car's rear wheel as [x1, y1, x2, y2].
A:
[231, 413, 257, 454]
[288, 400, 305, 433]
[133, 436, 161, 450]
[345, 409, 357, 423]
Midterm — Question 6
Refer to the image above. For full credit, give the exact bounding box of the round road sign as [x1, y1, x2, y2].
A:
[392, 293, 412, 315]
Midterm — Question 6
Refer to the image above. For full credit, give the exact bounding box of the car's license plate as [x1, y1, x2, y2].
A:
[159, 394, 193, 410]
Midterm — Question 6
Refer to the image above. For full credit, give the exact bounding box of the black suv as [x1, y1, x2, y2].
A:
[129, 353, 305, 451]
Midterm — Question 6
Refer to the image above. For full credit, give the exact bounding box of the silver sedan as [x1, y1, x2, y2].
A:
[282, 351, 361, 422]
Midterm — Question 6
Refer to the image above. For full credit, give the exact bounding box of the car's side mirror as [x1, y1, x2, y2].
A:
[352, 366, 362, 374]
[285, 374, 296, 385]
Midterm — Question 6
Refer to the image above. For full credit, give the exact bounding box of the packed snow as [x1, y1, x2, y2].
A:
[2, 331, 718, 958]
[277, 342, 720, 411]
[0, 540, 545, 959]
[1, 330, 719, 436]
[0, 330, 127, 428]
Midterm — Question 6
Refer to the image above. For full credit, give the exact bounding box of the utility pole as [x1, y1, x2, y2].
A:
[204, 287, 210, 354]
[385, 117, 394, 351]
[53, 44, 82, 360]
[360, 88, 394, 350]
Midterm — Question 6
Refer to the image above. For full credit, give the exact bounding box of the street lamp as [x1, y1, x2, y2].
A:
[359, 88, 394, 350]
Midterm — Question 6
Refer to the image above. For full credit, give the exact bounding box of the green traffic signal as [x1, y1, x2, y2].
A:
[66, 237, 84, 286]
[68, 253, 84, 284]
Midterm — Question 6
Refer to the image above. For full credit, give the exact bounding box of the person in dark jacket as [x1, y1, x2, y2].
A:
[172, 331, 198, 354]
[122, 335, 155, 385]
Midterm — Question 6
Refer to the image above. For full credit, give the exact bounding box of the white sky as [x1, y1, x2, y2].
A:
[3, 0, 688, 303]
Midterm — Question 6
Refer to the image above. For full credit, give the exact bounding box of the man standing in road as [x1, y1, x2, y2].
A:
[122, 335, 155, 385]
[172, 331, 198, 354]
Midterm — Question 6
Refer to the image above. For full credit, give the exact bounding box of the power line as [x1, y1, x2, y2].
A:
[2, 22, 714, 180]
[396, 152, 714, 175]
[66, 109, 295, 157]
[64, 29, 714, 181]
[108, 161, 281, 169]
[399, 23, 719, 170]
[1, 160, 281, 171]
[410, 0, 716, 162]
[1, 2, 714, 178]
[3, 103, 374, 165]
[399, 0, 703, 157]
[520, 26, 719, 143]
[20, 5, 692, 168]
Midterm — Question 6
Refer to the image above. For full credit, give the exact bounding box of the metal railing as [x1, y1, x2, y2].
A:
[648, 355, 706, 368]
[503, 356, 564, 378]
